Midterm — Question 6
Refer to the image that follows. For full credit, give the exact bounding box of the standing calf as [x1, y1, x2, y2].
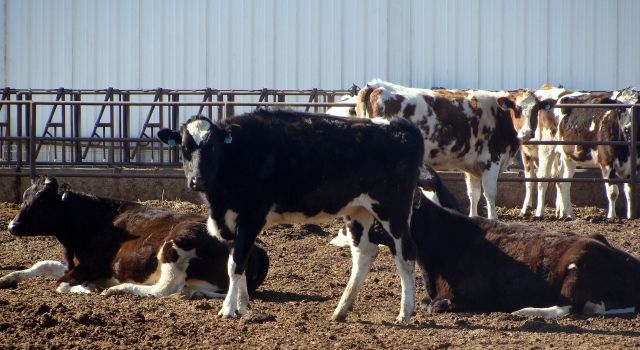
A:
[1, 177, 269, 298]
[158, 110, 424, 322]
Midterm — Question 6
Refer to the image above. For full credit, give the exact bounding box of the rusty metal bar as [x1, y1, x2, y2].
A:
[122, 92, 130, 164]
[29, 101, 36, 180]
[73, 92, 82, 164]
[630, 106, 638, 219]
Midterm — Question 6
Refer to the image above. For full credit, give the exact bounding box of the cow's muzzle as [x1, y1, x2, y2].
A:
[188, 176, 206, 191]
[7, 219, 23, 235]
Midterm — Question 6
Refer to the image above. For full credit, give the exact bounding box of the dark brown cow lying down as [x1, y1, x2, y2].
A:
[0, 177, 269, 298]
[357, 189, 640, 317]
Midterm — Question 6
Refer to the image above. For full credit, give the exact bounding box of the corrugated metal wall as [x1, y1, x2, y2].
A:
[1, 0, 639, 91]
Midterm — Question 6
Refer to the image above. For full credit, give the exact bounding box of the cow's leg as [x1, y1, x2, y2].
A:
[418, 262, 436, 309]
[605, 182, 620, 220]
[602, 165, 619, 219]
[181, 280, 226, 299]
[0, 260, 67, 288]
[556, 154, 575, 219]
[370, 213, 415, 323]
[332, 210, 378, 322]
[623, 182, 633, 219]
[521, 152, 535, 216]
[464, 173, 481, 217]
[512, 305, 572, 318]
[219, 218, 263, 318]
[535, 147, 557, 217]
[329, 225, 351, 247]
[102, 241, 195, 297]
[481, 164, 500, 220]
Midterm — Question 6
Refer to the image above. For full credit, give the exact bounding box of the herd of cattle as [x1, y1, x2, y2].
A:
[1, 80, 640, 324]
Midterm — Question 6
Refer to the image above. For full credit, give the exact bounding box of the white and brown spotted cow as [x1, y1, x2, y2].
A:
[550, 89, 640, 219]
[520, 84, 572, 217]
[356, 79, 550, 220]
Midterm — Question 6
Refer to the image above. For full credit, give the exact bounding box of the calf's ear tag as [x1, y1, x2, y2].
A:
[544, 104, 552, 110]
[224, 133, 233, 144]
[168, 139, 177, 147]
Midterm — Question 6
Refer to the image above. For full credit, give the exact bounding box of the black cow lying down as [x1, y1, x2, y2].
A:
[158, 110, 424, 322]
[0, 177, 269, 298]
[361, 187, 640, 317]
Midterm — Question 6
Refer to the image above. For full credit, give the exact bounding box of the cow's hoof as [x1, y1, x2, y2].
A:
[331, 313, 347, 322]
[217, 309, 238, 319]
[395, 315, 411, 324]
[101, 288, 124, 297]
[0, 277, 17, 289]
[427, 299, 452, 313]
[419, 296, 433, 310]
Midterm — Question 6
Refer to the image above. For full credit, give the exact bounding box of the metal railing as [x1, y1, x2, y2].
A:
[0, 90, 637, 217]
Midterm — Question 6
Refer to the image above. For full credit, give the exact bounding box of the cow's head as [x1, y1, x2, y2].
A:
[158, 115, 225, 192]
[497, 90, 555, 142]
[8, 176, 63, 236]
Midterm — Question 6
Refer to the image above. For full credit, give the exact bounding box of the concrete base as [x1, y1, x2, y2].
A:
[0, 168, 630, 218]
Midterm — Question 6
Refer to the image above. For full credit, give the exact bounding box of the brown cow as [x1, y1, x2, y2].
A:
[388, 189, 640, 317]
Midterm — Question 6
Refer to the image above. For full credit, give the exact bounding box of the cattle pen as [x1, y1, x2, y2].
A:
[0, 87, 638, 218]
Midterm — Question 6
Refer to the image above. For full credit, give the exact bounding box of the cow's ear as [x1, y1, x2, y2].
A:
[497, 97, 516, 111]
[157, 128, 181, 147]
[43, 176, 58, 192]
[541, 98, 557, 111]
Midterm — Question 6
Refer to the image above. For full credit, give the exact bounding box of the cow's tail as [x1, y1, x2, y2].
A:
[356, 84, 376, 118]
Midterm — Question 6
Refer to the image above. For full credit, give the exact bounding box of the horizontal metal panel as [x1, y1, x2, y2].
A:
[2, 0, 639, 92]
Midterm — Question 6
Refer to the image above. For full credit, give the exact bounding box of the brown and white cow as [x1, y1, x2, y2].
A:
[325, 94, 357, 117]
[550, 89, 640, 219]
[409, 189, 640, 317]
[520, 84, 572, 217]
[355, 79, 550, 219]
[0, 176, 270, 298]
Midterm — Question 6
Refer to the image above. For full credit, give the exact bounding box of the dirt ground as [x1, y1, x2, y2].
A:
[1, 200, 640, 350]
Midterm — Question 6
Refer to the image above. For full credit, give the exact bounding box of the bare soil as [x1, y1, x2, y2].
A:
[1, 201, 640, 350]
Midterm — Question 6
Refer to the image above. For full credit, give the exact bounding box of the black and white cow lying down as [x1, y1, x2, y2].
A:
[0, 177, 269, 298]
[158, 110, 424, 322]
[362, 189, 640, 317]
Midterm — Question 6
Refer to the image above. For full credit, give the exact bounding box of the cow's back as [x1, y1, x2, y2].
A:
[111, 205, 204, 283]
[216, 110, 424, 209]
[357, 81, 519, 175]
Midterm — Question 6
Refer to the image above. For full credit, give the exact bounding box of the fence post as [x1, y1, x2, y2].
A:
[29, 101, 36, 180]
[73, 92, 82, 164]
[630, 105, 638, 219]
[16, 93, 23, 172]
[122, 92, 130, 164]
[171, 93, 180, 163]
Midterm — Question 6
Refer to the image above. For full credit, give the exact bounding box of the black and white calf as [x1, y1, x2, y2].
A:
[158, 110, 424, 322]
[1, 177, 269, 298]
[330, 165, 462, 308]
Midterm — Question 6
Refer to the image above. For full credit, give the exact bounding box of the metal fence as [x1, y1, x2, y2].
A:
[0, 88, 638, 217]
[0, 87, 359, 177]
